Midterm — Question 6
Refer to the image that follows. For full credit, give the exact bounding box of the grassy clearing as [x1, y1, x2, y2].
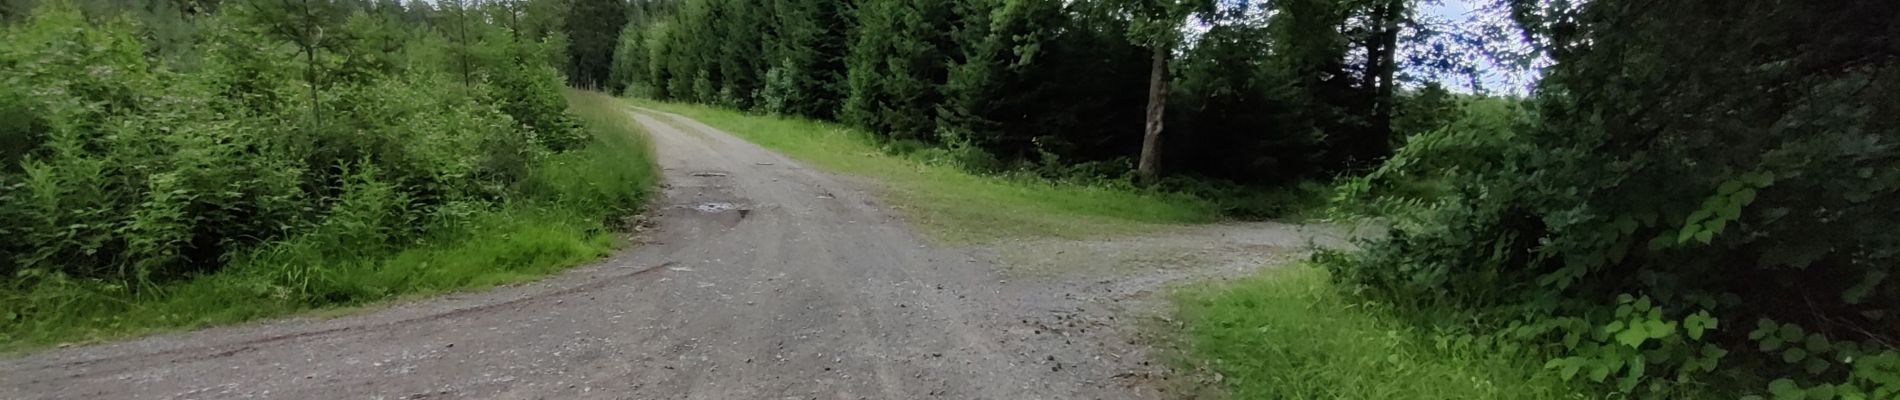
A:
[0, 91, 657, 352]
[623, 99, 1227, 241]
[1173, 264, 1587, 400]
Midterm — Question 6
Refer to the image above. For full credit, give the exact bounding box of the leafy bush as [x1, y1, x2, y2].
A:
[1325, 1, 1899, 398]
[0, 1, 656, 348]
[1329, 97, 1527, 225]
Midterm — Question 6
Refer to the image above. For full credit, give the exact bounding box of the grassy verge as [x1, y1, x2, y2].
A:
[1173, 264, 1586, 400]
[0, 90, 657, 352]
[623, 99, 1226, 241]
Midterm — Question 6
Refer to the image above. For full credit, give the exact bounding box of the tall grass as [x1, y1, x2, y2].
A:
[1173, 265, 1588, 400]
[625, 99, 1224, 241]
[0, 91, 657, 352]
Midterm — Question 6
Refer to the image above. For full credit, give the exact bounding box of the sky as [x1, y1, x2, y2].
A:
[1423, 0, 1478, 20]
[1194, 0, 1543, 94]
[1414, 0, 1543, 94]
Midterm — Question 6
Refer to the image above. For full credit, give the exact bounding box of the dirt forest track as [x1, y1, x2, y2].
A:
[0, 106, 1343, 399]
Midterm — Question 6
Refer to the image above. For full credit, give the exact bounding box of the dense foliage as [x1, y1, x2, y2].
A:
[0, 0, 654, 345]
[1328, 0, 1899, 398]
[562, 0, 625, 88]
[611, 0, 1452, 185]
[7, 1, 1890, 398]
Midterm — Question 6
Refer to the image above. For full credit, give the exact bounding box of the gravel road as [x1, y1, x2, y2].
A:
[0, 107, 1338, 400]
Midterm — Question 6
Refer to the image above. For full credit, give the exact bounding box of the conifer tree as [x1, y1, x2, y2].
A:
[841, 0, 953, 141]
[937, 0, 1065, 160]
[562, 0, 625, 88]
[759, 0, 849, 118]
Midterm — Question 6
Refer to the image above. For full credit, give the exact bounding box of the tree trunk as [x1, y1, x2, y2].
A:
[305, 46, 318, 121]
[1136, 43, 1170, 184]
[299, 0, 319, 123]
[1363, 0, 1403, 164]
[455, 1, 472, 89]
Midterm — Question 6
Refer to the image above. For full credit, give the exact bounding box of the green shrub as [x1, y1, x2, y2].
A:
[1325, 1, 1899, 398]
[1178, 265, 1587, 400]
[1328, 97, 1527, 225]
[0, 1, 658, 349]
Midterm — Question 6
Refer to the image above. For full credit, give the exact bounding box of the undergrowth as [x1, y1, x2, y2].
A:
[1174, 264, 1590, 400]
[0, 90, 656, 352]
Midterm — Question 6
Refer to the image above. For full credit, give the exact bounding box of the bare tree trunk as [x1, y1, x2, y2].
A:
[305, 46, 318, 121]
[1365, 0, 1402, 162]
[506, 0, 520, 39]
[454, 0, 472, 89]
[296, 0, 319, 123]
[1136, 43, 1170, 184]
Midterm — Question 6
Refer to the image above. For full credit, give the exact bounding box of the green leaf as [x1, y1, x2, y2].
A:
[1703, 345, 1730, 359]
[1677, 224, 1702, 243]
[1843, 271, 1888, 305]
[1805, 357, 1830, 375]
[1587, 362, 1613, 382]
[1748, 171, 1777, 187]
[1719, 201, 1744, 220]
[1785, 347, 1809, 363]
[1685, 208, 1713, 225]
[1734, 188, 1759, 206]
[1751, 319, 1779, 340]
[1770, 379, 1806, 400]
[1781, 323, 1806, 342]
[1617, 371, 1640, 392]
[1616, 323, 1650, 347]
[1806, 384, 1837, 400]
[1614, 215, 1639, 234]
[1648, 235, 1674, 250]
[1647, 320, 1676, 339]
[1685, 312, 1717, 340]
[1806, 334, 1831, 353]
[1551, 358, 1582, 380]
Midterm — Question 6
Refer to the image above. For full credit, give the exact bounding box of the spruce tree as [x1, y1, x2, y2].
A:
[937, 0, 1065, 161]
[760, 0, 849, 118]
[562, 0, 625, 88]
[841, 0, 952, 141]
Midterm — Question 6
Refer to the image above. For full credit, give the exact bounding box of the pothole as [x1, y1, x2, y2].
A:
[692, 202, 736, 213]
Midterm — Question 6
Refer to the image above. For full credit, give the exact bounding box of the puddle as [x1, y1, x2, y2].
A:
[693, 202, 736, 213]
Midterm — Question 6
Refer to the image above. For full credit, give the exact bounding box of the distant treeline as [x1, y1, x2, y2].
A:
[606, 0, 1472, 185]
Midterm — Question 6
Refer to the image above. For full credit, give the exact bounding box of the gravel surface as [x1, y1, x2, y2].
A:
[0, 107, 1342, 400]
